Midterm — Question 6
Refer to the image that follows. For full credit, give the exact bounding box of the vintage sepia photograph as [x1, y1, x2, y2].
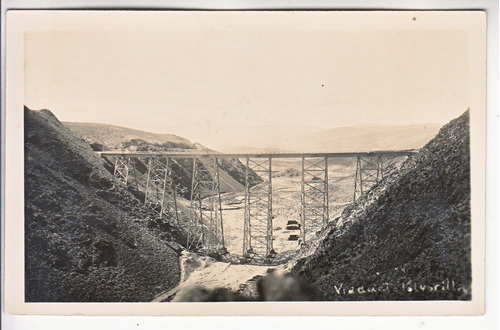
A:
[4, 9, 488, 316]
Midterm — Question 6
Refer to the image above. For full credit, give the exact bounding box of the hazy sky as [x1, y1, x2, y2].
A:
[24, 12, 471, 139]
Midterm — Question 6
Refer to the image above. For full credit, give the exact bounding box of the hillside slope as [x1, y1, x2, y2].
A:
[64, 122, 194, 150]
[64, 122, 262, 196]
[25, 107, 184, 302]
[291, 111, 471, 300]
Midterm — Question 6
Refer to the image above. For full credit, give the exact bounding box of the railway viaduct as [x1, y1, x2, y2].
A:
[97, 150, 415, 262]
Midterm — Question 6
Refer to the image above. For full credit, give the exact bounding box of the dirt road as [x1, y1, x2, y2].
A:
[152, 251, 274, 301]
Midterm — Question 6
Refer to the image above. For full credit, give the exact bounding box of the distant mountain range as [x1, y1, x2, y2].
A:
[65, 121, 441, 153]
[220, 146, 293, 154]
[163, 122, 442, 152]
[294, 124, 442, 152]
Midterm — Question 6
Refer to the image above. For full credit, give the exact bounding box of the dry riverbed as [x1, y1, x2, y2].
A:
[153, 251, 275, 301]
[153, 164, 359, 302]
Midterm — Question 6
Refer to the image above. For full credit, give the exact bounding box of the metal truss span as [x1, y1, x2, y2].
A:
[243, 157, 274, 261]
[99, 150, 416, 159]
[301, 157, 329, 244]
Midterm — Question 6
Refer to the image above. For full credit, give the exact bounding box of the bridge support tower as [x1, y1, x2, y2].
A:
[188, 157, 225, 253]
[300, 157, 329, 244]
[144, 157, 179, 224]
[353, 155, 384, 201]
[243, 157, 274, 261]
[113, 156, 130, 184]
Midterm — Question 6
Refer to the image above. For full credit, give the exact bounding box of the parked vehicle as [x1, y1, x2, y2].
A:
[286, 220, 301, 230]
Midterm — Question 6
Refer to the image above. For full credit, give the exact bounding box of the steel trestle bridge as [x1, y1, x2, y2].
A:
[98, 150, 416, 262]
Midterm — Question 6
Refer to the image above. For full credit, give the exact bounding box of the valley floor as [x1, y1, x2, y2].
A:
[221, 171, 356, 257]
[153, 168, 359, 302]
[152, 251, 274, 301]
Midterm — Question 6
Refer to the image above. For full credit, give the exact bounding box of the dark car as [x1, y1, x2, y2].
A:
[286, 220, 301, 230]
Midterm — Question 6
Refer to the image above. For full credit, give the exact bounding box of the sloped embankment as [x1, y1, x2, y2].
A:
[25, 107, 184, 302]
[291, 111, 471, 300]
[64, 122, 263, 198]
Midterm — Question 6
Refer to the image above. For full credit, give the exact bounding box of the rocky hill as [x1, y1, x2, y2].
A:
[64, 122, 195, 150]
[290, 110, 471, 300]
[24, 107, 185, 302]
[64, 122, 262, 197]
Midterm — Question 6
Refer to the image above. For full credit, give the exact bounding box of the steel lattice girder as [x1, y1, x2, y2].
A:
[206, 158, 225, 251]
[188, 157, 225, 252]
[144, 157, 179, 224]
[113, 156, 130, 184]
[243, 157, 274, 259]
[353, 155, 384, 201]
[300, 157, 329, 244]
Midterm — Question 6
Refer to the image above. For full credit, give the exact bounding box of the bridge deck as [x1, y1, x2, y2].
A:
[97, 150, 417, 159]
